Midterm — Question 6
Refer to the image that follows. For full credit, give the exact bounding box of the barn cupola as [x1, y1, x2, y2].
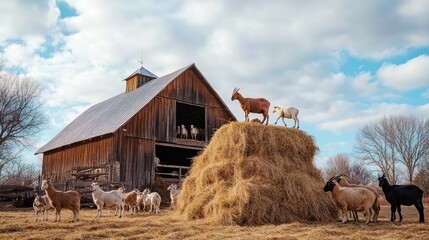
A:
[124, 63, 157, 93]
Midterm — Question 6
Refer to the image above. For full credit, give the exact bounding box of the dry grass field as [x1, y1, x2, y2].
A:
[1, 205, 429, 240]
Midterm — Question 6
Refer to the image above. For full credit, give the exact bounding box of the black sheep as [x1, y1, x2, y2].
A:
[378, 173, 424, 223]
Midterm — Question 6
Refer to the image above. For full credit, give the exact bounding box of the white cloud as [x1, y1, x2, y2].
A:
[377, 55, 429, 91]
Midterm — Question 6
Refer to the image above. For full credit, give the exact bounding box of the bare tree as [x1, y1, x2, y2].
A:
[354, 117, 400, 184]
[414, 161, 429, 195]
[387, 116, 429, 184]
[0, 158, 40, 187]
[354, 115, 429, 184]
[0, 59, 46, 182]
[324, 153, 372, 185]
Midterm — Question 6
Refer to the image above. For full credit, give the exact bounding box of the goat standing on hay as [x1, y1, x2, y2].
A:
[378, 173, 425, 223]
[41, 178, 80, 222]
[167, 183, 180, 208]
[231, 87, 270, 125]
[324, 176, 377, 224]
[272, 106, 299, 129]
[33, 193, 51, 222]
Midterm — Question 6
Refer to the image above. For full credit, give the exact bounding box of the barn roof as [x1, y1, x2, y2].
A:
[125, 66, 158, 79]
[36, 63, 234, 154]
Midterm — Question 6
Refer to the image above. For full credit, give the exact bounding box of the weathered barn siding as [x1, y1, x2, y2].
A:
[42, 136, 114, 183]
[40, 64, 236, 190]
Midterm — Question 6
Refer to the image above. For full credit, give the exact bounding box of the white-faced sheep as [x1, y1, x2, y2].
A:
[272, 106, 300, 129]
[180, 125, 188, 139]
[167, 183, 180, 208]
[337, 175, 380, 222]
[90, 182, 124, 218]
[124, 189, 140, 215]
[141, 188, 161, 214]
[323, 177, 377, 224]
[33, 193, 51, 222]
[41, 178, 80, 222]
[190, 125, 199, 140]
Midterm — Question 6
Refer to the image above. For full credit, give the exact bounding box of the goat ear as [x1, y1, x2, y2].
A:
[382, 173, 385, 178]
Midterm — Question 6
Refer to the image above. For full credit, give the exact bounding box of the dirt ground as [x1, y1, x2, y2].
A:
[1, 204, 429, 240]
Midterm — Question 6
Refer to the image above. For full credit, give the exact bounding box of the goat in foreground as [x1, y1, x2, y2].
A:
[167, 183, 180, 208]
[41, 178, 80, 222]
[272, 106, 299, 129]
[141, 189, 161, 214]
[33, 193, 51, 222]
[124, 189, 140, 215]
[231, 87, 270, 125]
[337, 175, 380, 222]
[324, 176, 377, 224]
[378, 173, 424, 223]
[90, 182, 124, 218]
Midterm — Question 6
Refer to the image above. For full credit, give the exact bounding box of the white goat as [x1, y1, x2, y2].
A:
[324, 178, 377, 224]
[142, 188, 161, 214]
[167, 183, 180, 208]
[90, 182, 124, 218]
[180, 125, 188, 139]
[33, 193, 51, 222]
[272, 106, 300, 129]
[155, 157, 160, 171]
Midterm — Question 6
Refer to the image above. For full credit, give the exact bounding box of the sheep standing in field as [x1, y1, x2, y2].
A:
[167, 183, 180, 208]
[337, 175, 380, 222]
[90, 182, 124, 218]
[142, 188, 161, 214]
[272, 106, 300, 129]
[124, 189, 140, 215]
[33, 193, 51, 222]
[41, 178, 80, 222]
[231, 87, 270, 125]
[323, 177, 377, 224]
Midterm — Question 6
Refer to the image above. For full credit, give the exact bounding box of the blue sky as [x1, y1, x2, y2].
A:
[0, 0, 428, 170]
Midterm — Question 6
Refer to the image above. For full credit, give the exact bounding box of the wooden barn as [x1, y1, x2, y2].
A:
[36, 63, 236, 191]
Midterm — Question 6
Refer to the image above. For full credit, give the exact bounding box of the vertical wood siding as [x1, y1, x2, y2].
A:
[42, 66, 235, 189]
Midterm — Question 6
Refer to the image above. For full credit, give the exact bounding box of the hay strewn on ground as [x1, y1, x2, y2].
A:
[175, 122, 338, 225]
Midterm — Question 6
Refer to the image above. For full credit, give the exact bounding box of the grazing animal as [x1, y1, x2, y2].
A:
[231, 87, 270, 125]
[141, 189, 161, 214]
[33, 193, 51, 222]
[324, 177, 377, 224]
[378, 173, 424, 223]
[337, 175, 380, 222]
[41, 178, 80, 222]
[167, 183, 180, 208]
[272, 106, 300, 129]
[180, 125, 188, 139]
[90, 182, 124, 218]
[124, 189, 140, 215]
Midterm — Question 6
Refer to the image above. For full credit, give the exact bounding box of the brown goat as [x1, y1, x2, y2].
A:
[124, 189, 139, 215]
[231, 87, 270, 125]
[41, 178, 80, 222]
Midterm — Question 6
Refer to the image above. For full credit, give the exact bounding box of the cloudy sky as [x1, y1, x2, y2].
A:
[1, 0, 428, 169]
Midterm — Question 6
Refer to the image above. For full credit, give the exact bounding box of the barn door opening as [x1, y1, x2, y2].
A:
[176, 102, 205, 141]
[155, 145, 200, 180]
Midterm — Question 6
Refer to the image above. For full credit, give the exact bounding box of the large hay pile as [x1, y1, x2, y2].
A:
[175, 122, 338, 225]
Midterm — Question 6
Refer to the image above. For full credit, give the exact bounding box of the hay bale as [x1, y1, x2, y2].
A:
[175, 122, 338, 225]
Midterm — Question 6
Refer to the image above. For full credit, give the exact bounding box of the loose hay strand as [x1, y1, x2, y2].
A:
[175, 122, 338, 225]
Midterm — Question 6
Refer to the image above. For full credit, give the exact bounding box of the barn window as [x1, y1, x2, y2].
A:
[155, 145, 200, 179]
[176, 102, 205, 141]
